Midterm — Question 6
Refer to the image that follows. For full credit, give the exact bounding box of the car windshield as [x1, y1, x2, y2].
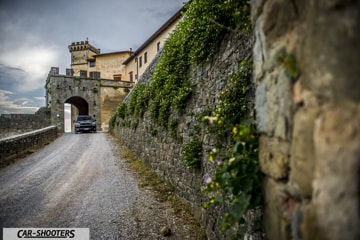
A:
[77, 116, 93, 121]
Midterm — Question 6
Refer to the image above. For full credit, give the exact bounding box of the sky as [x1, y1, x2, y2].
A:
[0, 0, 186, 114]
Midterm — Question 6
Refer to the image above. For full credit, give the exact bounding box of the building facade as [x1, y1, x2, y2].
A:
[123, 7, 183, 82]
[68, 41, 132, 80]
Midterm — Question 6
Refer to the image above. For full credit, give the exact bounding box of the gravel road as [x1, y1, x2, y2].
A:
[0, 132, 205, 239]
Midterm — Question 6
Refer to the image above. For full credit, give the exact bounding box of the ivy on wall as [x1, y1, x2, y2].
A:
[202, 61, 262, 237]
[110, 0, 261, 237]
[128, 84, 150, 119]
[181, 136, 203, 169]
[111, 0, 251, 130]
[149, 0, 251, 129]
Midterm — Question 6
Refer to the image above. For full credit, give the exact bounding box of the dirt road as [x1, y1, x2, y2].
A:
[0, 132, 204, 239]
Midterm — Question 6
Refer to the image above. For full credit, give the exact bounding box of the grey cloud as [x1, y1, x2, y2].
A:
[0, 0, 185, 114]
[0, 64, 25, 73]
[0, 64, 26, 92]
[0, 89, 43, 114]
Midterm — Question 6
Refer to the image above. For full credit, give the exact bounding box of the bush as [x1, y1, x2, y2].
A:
[181, 137, 203, 169]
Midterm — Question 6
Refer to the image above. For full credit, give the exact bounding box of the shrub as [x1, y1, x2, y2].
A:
[181, 137, 203, 169]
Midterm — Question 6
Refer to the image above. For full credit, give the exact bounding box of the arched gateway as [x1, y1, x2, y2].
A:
[45, 67, 133, 132]
[65, 96, 89, 116]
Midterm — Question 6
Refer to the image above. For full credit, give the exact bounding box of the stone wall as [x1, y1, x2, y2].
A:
[252, 0, 360, 239]
[0, 126, 58, 167]
[0, 107, 51, 138]
[110, 1, 359, 239]
[111, 31, 254, 239]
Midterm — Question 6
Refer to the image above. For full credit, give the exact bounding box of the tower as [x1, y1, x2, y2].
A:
[68, 40, 100, 77]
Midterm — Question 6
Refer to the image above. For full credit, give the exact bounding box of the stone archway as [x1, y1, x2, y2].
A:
[65, 96, 89, 115]
[64, 96, 90, 132]
[45, 69, 134, 132]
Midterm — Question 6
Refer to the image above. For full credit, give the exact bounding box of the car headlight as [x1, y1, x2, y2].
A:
[92, 121, 96, 126]
[75, 122, 80, 127]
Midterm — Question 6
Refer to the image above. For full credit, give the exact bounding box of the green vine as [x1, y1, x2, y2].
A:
[275, 48, 300, 81]
[148, 0, 251, 129]
[116, 103, 128, 119]
[204, 60, 253, 143]
[110, 0, 251, 131]
[181, 137, 203, 169]
[109, 115, 116, 128]
[202, 60, 263, 237]
[203, 124, 262, 236]
[108, 0, 261, 237]
[128, 84, 151, 118]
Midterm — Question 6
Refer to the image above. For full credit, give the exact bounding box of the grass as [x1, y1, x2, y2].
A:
[110, 135, 207, 239]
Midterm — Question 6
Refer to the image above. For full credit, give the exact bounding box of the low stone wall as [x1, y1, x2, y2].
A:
[0, 107, 51, 138]
[0, 126, 58, 167]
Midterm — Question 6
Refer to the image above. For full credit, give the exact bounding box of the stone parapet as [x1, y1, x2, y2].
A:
[0, 126, 58, 168]
[0, 107, 51, 139]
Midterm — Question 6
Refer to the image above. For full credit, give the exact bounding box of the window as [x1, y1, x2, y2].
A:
[129, 71, 133, 82]
[89, 71, 100, 79]
[89, 60, 95, 67]
[157, 42, 160, 52]
[139, 56, 142, 67]
[144, 52, 148, 64]
[80, 70, 87, 78]
[113, 74, 122, 80]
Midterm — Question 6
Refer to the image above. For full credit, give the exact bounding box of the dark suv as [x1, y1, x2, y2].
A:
[74, 115, 97, 133]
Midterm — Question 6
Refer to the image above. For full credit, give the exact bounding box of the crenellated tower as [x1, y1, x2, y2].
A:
[68, 40, 100, 77]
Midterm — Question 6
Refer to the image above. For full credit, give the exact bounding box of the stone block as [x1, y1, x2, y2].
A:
[256, 76, 271, 134]
[262, 0, 300, 43]
[289, 107, 319, 197]
[250, 0, 266, 24]
[302, 0, 360, 103]
[256, 70, 293, 140]
[263, 177, 289, 240]
[253, 15, 267, 81]
[259, 136, 290, 179]
[309, 103, 360, 240]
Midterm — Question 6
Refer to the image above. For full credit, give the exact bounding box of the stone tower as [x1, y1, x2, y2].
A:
[68, 40, 100, 77]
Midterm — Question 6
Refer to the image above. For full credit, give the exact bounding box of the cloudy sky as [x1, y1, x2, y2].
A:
[0, 0, 186, 114]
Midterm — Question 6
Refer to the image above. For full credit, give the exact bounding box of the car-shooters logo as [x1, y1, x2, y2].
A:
[3, 228, 89, 240]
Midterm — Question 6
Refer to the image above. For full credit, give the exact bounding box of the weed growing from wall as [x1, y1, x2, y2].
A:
[110, 103, 127, 128]
[127, 84, 151, 118]
[204, 60, 253, 144]
[275, 48, 300, 81]
[202, 60, 263, 237]
[116, 103, 128, 119]
[181, 137, 203, 169]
